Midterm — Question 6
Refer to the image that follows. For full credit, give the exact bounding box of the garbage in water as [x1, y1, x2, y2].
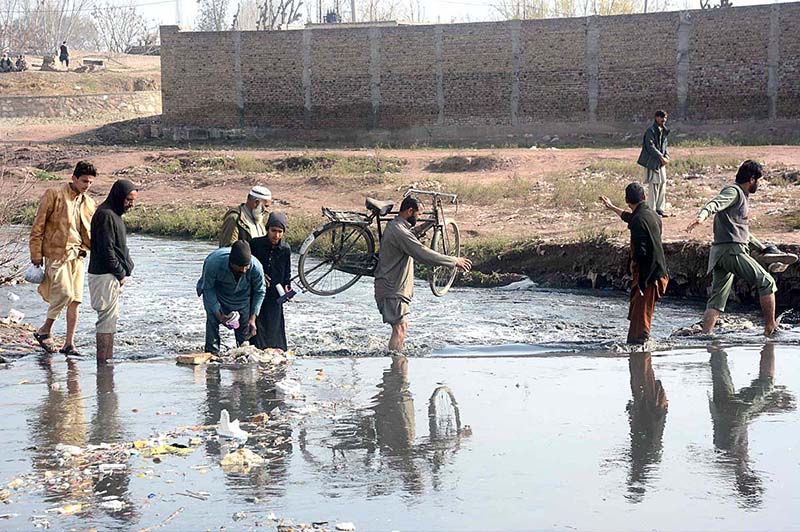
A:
[274, 377, 302, 398]
[220, 448, 265, 474]
[1, 309, 24, 325]
[6, 292, 19, 302]
[220, 344, 289, 366]
[335, 522, 356, 531]
[99, 500, 124, 511]
[217, 409, 249, 440]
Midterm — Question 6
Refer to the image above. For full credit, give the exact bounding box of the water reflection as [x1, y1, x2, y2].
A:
[708, 343, 796, 508]
[28, 359, 134, 523]
[306, 356, 466, 497]
[202, 365, 291, 499]
[625, 352, 668, 503]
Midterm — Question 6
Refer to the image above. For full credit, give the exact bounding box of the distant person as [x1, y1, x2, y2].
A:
[374, 196, 472, 352]
[15, 54, 28, 71]
[29, 161, 97, 356]
[218, 186, 272, 247]
[0, 52, 12, 72]
[197, 241, 266, 355]
[250, 212, 292, 351]
[636, 110, 671, 217]
[600, 183, 669, 345]
[88, 179, 138, 363]
[686, 160, 788, 336]
[59, 41, 69, 68]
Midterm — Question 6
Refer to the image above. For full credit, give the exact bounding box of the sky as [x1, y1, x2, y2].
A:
[132, 0, 787, 31]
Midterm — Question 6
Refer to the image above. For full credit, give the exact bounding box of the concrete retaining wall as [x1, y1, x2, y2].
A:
[0, 91, 161, 119]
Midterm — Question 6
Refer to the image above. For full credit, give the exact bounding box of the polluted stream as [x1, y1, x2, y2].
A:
[1, 235, 800, 531]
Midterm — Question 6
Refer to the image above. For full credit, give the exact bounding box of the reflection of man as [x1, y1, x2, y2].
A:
[600, 183, 669, 345]
[197, 241, 266, 355]
[218, 186, 272, 247]
[374, 196, 472, 352]
[708, 344, 795, 506]
[30, 161, 97, 356]
[373, 355, 416, 450]
[626, 352, 668, 502]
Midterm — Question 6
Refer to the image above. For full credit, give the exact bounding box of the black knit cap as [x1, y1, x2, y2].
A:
[267, 211, 288, 231]
[229, 240, 252, 267]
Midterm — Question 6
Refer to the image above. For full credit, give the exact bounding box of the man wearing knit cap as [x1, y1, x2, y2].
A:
[218, 186, 272, 247]
[251, 212, 292, 351]
[197, 240, 267, 354]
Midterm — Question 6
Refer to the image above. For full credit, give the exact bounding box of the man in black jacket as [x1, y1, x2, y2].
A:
[636, 110, 671, 217]
[600, 183, 669, 345]
[88, 179, 137, 362]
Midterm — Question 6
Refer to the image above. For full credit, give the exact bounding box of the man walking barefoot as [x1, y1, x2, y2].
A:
[88, 179, 138, 363]
[600, 183, 669, 345]
[374, 196, 471, 352]
[686, 160, 778, 336]
[29, 161, 97, 356]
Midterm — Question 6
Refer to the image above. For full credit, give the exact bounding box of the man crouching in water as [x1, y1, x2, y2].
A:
[374, 196, 472, 352]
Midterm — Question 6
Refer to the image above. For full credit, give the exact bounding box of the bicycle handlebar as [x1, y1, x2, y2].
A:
[404, 188, 458, 204]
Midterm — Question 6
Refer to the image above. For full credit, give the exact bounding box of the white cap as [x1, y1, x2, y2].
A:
[249, 186, 272, 201]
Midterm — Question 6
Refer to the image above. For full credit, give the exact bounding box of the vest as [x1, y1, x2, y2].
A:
[713, 185, 749, 245]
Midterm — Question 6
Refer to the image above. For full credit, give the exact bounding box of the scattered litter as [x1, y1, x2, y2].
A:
[274, 378, 302, 398]
[233, 511, 248, 521]
[217, 409, 249, 440]
[55, 444, 83, 457]
[30, 516, 50, 528]
[176, 490, 209, 501]
[0, 513, 18, 519]
[221, 344, 288, 366]
[7, 292, 19, 302]
[250, 412, 270, 423]
[98, 463, 127, 472]
[141, 445, 194, 457]
[54, 504, 83, 515]
[336, 522, 356, 531]
[1, 309, 24, 325]
[100, 500, 125, 511]
[6, 479, 23, 489]
[220, 448, 265, 474]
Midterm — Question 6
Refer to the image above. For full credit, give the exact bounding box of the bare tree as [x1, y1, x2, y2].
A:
[0, 153, 33, 282]
[404, 0, 424, 22]
[92, 3, 147, 53]
[357, 0, 400, 21]
[254, 0, 303, 29]
[3, 0, 95, 53]
[700, 0, 730, 8]
[196, 0, 230, 30]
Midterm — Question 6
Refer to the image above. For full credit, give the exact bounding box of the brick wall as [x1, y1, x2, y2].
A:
[160, 3, 800, 135]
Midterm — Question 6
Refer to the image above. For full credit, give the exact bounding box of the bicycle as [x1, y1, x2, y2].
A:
[297, 188, 461, 297]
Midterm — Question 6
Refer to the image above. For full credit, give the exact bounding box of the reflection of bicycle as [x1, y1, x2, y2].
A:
[297, 188, 461, 297]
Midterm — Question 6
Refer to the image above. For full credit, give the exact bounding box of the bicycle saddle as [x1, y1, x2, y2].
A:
[365, 197, 393, 216]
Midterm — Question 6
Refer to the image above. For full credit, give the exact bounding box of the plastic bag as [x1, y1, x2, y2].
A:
[24, 264, 45, 284]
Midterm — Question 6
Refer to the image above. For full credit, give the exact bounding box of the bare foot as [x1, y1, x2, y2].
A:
[764, 324, 778, 336]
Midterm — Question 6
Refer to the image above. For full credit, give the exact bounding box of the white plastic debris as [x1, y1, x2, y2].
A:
[274, 378, 302, 398]
[336, 523, 356, 531]
[100, 500, 124, 511]
[24, 264, 45, 284]
[3, 309, 24, 324]
[55, 444, 83, 457]
[7, 292, 19, 302]
[217, 409, 249, 440]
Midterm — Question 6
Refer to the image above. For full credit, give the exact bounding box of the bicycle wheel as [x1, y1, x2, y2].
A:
[298, 223, 375, 296]
[428, 221, 461, 297]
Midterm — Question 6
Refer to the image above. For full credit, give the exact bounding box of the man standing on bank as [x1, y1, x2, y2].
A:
[30, 161, 97, 356]
[198, 241, 266, 355]
[636, 110, 671, 217]
[218, 186, 271, 247]
[686, 160, 777, 336]
[600, 183, 669, 345]
[374, 196, 472, 352]
[251, 212, 291, 351]
[59, 41, 69, 69]
[88, 179, 138, 362]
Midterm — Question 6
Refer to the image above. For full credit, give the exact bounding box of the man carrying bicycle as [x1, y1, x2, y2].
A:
[374, 196, 472, 352]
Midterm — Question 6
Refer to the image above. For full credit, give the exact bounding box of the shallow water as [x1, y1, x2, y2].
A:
[2, 235, 800, 530]
[2, 234, 798, 358]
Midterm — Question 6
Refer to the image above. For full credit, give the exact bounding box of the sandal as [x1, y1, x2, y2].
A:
[59, 344, 83, 357]
[33, 332, 57, 354]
